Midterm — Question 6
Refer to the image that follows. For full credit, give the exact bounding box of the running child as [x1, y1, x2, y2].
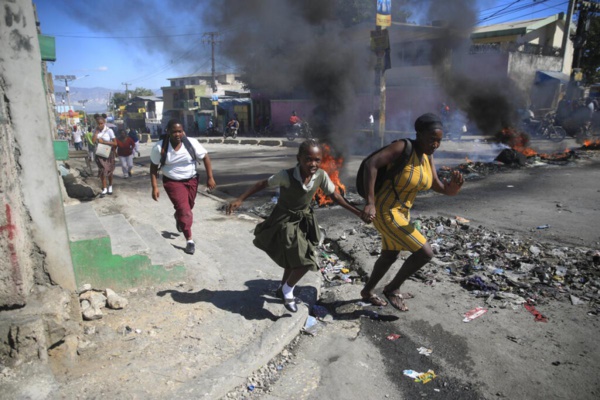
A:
[226, 139, 369, 312]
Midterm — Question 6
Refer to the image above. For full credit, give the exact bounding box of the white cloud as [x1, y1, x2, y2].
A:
[97, 66, 108, 71]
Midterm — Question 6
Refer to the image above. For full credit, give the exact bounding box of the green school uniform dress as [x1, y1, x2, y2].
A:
[253, 167, 334, 271]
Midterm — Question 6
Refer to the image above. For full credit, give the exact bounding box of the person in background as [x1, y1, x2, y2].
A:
[128, 128, 141, 157]
[84, 126, 95, 162]
[92, 113, 117, 196]
[360, 113, 464, 311]
[226, 139, 369, 313]
[150, 119, 216, 255]
[116, 129, 136, 178]
[72, 125, 84, 150]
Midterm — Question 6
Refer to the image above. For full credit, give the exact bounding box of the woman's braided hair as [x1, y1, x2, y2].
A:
[298, 139, 320, 157]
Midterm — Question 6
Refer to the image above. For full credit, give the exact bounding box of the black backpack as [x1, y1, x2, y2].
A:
[158, 134, 197, 170]
[356, 139, 413, 199]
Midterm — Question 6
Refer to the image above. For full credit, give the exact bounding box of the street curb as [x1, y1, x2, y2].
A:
[174, 305, 308, 399]
[174, 261, 322, 400]
[195, 137, 300, 147]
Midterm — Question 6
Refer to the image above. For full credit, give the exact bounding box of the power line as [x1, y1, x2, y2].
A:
[48, 32, 203, 39]
[479, 0, 524, 23]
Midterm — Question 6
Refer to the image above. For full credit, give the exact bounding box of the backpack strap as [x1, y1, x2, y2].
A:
[385, 139, 413, 202]
[158, 135, 197, 170]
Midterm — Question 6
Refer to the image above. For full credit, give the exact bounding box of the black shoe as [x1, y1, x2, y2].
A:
[184, 242, 195, 255]
[275, 287, 300, 301]
[283, 298, 298, 313]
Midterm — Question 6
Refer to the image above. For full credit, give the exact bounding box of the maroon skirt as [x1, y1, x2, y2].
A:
[95, 151, 115, 178]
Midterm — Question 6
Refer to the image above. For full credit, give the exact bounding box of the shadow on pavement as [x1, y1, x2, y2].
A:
[156, 279, 318, 322]
[319, 298, 400, 322]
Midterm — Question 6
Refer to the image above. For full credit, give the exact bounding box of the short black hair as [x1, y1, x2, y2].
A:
[414, 113, 443, 133]
[166, 119, 182, 132]
[298, 139, 320, 157]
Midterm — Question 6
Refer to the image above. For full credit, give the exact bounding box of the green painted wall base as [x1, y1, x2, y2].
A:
[70, 237, 186, 290]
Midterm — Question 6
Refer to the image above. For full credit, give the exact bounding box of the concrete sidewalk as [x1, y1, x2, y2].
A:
[51, 175, 321, 399]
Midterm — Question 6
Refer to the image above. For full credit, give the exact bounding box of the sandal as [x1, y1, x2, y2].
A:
[360, 291, 388, 307]
[383, 291, 409, 312]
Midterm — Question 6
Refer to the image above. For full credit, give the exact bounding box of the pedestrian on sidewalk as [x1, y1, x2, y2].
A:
[92, 113, 117, 197]
[72, 125, 84, 150]
[226, 139, 369, 313]
[128, 128, 141, 157]
[150, 119, 216, 255]
[116, 129, 135, 178]
[360, 113, 464, 311]
[84, 126, 95, 162]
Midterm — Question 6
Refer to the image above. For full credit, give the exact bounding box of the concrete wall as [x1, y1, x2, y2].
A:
[508, 52, 563, 104]
[0, 0, 76, 308]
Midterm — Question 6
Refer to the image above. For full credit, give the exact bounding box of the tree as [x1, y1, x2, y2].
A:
[581, 15, 600, 84]
[109, 87, 155, 110]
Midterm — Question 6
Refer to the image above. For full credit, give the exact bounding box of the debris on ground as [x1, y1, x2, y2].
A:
[78, 286, 128, 320]
[337, 215, 599, 312]
[463, 307, 488, 323]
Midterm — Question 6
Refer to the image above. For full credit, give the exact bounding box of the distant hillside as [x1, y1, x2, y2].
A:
[54, 86, 162, 113]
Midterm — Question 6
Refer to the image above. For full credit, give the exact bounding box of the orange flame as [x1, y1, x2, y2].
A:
[583, 139, 600, 149]
[314, 144, 346, 206]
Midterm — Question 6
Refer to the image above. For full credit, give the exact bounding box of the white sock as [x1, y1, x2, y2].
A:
[187, 240, 194, 244]
[108, 185, 113, 192]
[282, 283, 294, 300]
[101, 188, 107, 194]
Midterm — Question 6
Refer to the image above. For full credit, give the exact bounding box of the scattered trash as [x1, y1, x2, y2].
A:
[455, 216, 470, 224]
[570, 295, 584, 305]
[311, 305, 329, 319]
[507, 185, 514, 188]
[386, 334, 402, 341]
[247, 384, 255, 391]
[536, 225, 550, 230]
[413, 220, 422, 232]
[403, 370, 421, 379]
[302, 316, 322, 336]
[415, 370, 437, 384]
[463, 307, 488, 322]
[417, 347, 433, 356]
[524, 300, 548, 322]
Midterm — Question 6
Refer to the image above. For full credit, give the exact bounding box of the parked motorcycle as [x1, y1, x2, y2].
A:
[520, 113, 566, 142]
[286, 121, 313, 141]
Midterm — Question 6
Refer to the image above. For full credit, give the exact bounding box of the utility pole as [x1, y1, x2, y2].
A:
[78, 99, 88, 129]
[55, 74, 89, 125]
[566, 0, 600, 100]
[561, 0, 577, 71]
[121, 82, 131, 100]
[55, 75, 76, 125]
[202, 32, 220, 92]
[203, 31, 221, 127]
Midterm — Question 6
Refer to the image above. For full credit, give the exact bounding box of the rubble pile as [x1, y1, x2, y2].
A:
[77, 284, 128, 321]
[341, 217, 600, 309]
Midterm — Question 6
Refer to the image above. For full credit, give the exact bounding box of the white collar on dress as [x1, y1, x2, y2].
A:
[293, 165, 318, 191]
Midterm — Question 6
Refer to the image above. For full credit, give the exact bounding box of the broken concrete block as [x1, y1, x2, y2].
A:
[80, 291, 106, 309]
[82, 306, 103, 321]
[105, 288, 128, 310]
[7, 316, 48, 365]
[77, 283, 92, 294]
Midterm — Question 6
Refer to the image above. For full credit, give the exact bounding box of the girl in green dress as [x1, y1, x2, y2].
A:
[227, 140, 368, 312]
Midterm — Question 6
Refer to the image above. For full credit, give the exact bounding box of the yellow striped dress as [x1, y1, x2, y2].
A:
[372, 151, 432, 252]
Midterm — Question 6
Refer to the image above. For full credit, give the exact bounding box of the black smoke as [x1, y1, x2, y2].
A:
[202, 0, 372, 151]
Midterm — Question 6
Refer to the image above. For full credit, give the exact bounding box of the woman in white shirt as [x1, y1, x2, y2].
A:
[150, 119, 216, 255]
[92, 114, 117, 196]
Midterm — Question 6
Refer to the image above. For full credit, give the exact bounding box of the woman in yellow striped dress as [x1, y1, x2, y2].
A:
[360, 113, 464, 311]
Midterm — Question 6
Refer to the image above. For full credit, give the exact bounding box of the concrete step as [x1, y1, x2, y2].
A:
[132, 222, 184, 269]
[98, 214, 149, 258]
[64, 203, 108, 241]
